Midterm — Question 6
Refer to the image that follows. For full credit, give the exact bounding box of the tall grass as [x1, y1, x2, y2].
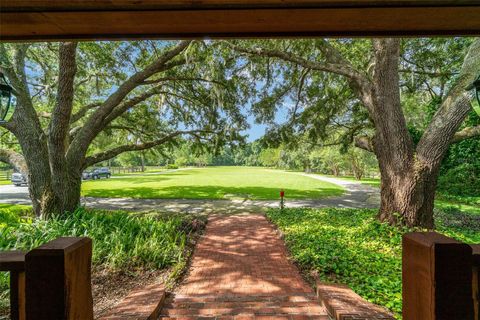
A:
[0, 207, 193, 313]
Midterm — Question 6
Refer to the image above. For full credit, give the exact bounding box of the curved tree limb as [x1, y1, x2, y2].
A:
[0, 149, 27, 173]
[83, 130, 212, 168]
[354, 136, 374, 152]
[67, 40, 192, 164]
[451, 125, 480, 143]
[416, 38, 480, 165]
[226, 41, 375, 114]
[142, 76, 226, 87]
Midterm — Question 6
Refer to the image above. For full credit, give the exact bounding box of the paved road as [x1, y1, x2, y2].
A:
[0, 184, 31, 205]
[0, 173, 380, 213]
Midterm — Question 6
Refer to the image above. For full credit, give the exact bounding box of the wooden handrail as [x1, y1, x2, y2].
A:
[0, 250, 26, 320]
[0, 237, 94, 320]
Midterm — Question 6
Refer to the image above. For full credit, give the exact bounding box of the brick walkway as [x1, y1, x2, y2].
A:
[159, 214, 328, 319]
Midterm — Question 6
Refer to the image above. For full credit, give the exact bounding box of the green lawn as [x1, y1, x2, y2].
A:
[266, 207, 479, 318]
[0, 170, 12, 185]
[82, 167, 344, 200]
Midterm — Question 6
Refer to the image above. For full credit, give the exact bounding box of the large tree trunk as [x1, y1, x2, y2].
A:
[376, 152, 440, 228]
[368, 38, 434, 227]
[16, 138, 82, 218]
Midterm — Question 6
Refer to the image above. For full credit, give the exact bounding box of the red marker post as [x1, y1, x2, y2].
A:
[280, 189, 285, 210]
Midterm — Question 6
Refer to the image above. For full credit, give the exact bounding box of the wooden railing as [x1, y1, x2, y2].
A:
[403, 232, 478, 320]
[0, 237, 93, 320]
[0, 233, 478, 319]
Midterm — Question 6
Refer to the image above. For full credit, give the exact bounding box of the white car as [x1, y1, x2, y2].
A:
[11, 172, 28, 186]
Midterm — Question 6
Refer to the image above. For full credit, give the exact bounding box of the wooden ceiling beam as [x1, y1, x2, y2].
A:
[1, 1, 479, 41]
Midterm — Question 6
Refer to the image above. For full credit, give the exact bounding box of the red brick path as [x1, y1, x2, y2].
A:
[159, 214, 328, 319]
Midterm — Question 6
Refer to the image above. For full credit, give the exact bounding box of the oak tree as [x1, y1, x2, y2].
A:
[0, 40, 246, 217]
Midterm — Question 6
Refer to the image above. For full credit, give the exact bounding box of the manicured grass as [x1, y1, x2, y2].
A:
[82, 167, 344, 200]
[435, 199, 480, 215]
[0, 207, 201, 314]
[0, 170, 12, 185]
[266, 207, 479, 318]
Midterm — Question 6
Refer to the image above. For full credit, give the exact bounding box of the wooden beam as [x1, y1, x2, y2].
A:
[3, 0, 479, 11]
[1, 1, 479, 41]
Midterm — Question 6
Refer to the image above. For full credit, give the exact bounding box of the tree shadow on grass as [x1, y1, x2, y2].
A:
[82, 185, 344, 200]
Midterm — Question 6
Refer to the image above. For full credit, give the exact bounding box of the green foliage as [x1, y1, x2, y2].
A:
[258, 148, 280, 167]
[0, 207, 194, 312]
[266, 207, 479, 317]
[0, 207, 189, 269]
[166, 164, 179, 169]
[437, 111, 480, 197]
[438, 163, 480, 198]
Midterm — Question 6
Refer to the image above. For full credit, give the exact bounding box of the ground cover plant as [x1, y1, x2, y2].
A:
[0, 205, 201, 316]
[81, 167, 344, 200]
[266, 207, 480, 318]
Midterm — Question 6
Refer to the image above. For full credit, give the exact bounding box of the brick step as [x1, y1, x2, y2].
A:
[159, 294, 327, 319]
[169, 294, 319, 303]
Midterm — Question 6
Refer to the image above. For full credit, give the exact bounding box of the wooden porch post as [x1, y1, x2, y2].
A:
[402, 232, 474, 320]
[25, 237, 93, 320]
[0, 251, 26, 320]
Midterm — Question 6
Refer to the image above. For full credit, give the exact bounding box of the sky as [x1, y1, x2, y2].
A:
[244, 114, 268, 142]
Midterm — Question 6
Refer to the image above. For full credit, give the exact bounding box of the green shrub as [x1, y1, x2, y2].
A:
[438, 163, 480, 198]
[266, 207, 479, 318]
[166, 164, 179, 169]
[0, 207, 192, 312]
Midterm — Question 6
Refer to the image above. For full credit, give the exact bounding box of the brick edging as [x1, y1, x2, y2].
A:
[99, 283, 166, 320]
[316, 280, 396, 320]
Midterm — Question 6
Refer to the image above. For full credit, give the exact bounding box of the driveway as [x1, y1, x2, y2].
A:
[0, 173, 380, 213]
[0, 184, 31, 205]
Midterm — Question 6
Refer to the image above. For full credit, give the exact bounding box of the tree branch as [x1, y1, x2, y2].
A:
[67, 40, 191, 164]
[354, 136, 374, 152]
[0, 44, 44, 139]
[227, 41, 375, 114]
[142, 76, 226, 87]
[227, 41, 363, 82]
[416, 38, 480, 164]
[70, 102, 102, 124]
[0, 149, 27, 173]
[83, 130, 211, 167]
[399, 68, 456, 78]
[451, 125, 480, 143]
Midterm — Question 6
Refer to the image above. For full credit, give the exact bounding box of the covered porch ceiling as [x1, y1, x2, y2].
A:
[0, 0, 479, 41]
